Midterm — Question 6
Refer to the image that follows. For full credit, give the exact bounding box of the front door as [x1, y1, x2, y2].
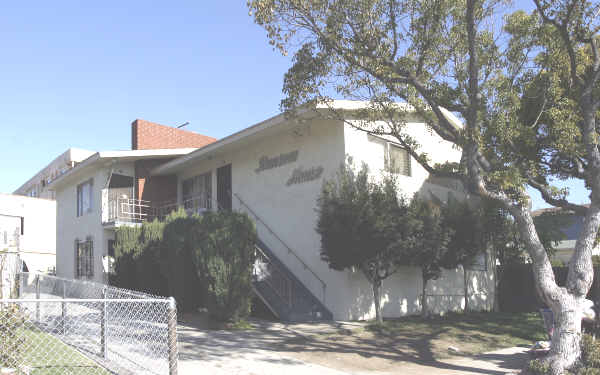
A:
[217, 164, 232, 211]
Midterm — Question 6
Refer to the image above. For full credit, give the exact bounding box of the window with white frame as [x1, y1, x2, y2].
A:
[182, 172, 212, 212]
[77, 179, 93, 217]
[75, 237, 94, 278]
[385, 142, 411, 176]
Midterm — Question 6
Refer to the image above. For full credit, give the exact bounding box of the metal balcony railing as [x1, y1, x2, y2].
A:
[104, 197, 152, 224]
[102, 195, 212, 225]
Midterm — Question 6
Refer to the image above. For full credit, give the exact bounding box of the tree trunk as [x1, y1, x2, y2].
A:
[463, 264, 469, 313]
[421, 274, 429, 318]
[509, 205, 600, 374]
[373, 278, 383, 324]
[546, 296, 584, 374]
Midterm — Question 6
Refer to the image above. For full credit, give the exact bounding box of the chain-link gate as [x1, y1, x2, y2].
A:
[0, 273, 178, 375]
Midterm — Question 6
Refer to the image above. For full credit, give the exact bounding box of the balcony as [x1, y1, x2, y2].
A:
[101, 191, 211, 228]
[102, 196, 152, 227]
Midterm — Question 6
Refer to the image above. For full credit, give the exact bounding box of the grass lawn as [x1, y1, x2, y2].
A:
[5, 327, 111, 375]
[365, 311, 547, 358]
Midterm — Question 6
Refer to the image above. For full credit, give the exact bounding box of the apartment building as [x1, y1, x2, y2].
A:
[47, 102, 494, 321]
[50, 120, 215, 283]
[14, 148, 95, 200]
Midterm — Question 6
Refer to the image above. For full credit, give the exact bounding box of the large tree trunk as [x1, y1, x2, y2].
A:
[509, 205, 599, 374]
[546, 296, 584, 374]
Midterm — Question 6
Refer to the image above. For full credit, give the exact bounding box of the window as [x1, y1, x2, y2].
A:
[77, 179, 93, 216]
[385, 143, 411, 176]
[182, 172, 212, 212]
[75, 237, 94, 278]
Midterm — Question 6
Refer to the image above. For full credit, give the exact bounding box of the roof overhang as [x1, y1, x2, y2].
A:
[50, 148, 197, 190]
[151, 100, 460, 176]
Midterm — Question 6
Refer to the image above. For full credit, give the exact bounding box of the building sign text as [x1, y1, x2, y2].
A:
[286, 166, 324, 186]
[255, 150, 299, 173]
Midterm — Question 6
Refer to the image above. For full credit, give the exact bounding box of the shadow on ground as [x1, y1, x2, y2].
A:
[177, 314, 530, 374]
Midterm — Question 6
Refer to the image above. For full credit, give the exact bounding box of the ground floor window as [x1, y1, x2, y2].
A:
[75, 237, 94, 278]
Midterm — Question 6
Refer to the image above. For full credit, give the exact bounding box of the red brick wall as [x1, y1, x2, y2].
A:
[134, 159, 178, 202]
[131, 119, 216, 150]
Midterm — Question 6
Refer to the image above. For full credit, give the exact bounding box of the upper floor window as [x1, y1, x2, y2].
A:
[182, 172, 212, 212]
[385, 143, 411, 176]
[77, 179, 93, 217]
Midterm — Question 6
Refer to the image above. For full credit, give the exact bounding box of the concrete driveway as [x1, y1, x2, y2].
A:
[177, 320, 349, 375]
[176, 318, 529, 375]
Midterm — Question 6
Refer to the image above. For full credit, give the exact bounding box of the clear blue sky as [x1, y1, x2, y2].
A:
[0, 1, 588, 210]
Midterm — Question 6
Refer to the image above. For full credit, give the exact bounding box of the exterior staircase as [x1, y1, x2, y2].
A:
[252, 239, 333, 321]
[232, 192, 332, 322]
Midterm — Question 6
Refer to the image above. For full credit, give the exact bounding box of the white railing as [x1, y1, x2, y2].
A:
[104, 197, 152, 224]
[182, 195, 211, 216]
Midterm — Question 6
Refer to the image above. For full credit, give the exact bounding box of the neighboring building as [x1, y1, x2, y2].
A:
[532, 207, 600, 264]
[14, 148, 95, 199]
[149, 101, 495, 321]
[50, 119, 216, 284]
[0, 194, 56, 274]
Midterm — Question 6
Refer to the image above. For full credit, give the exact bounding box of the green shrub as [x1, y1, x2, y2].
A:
[527, 359, 551, 375]
[526, 335, 600, 375]
[578, 368, 600, 375]
[582, 335, 600, 369]
[193, 211, 257, 322]
[111, 209, 200, 311]
[161, 209, 203, 312]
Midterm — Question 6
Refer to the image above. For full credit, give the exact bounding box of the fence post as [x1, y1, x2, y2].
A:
[167, 297, 178, 375]
[35, 274, 40, 322]
[61, 279, 67, 335]
[101, 286, 108, 359]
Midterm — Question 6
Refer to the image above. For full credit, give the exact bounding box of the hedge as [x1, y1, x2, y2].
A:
[110, 209, 257, 321]
[498, 264, 600, 312]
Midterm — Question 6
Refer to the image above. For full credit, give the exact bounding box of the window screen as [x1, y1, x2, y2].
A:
[385, 143, 411, 176]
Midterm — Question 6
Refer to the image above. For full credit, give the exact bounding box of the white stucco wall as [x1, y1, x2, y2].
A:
[174, 115, 495, 320]
[0, 194, 56, 273]
[344, 121, 495, 316]
[55, 162, 133, 283]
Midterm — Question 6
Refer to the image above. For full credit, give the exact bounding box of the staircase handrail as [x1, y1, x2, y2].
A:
[233, 192, 327, 301]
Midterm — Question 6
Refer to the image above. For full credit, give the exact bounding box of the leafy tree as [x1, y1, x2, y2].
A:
[406, 198, 452, 317]
[192, 211, 257, 322]
[317, 159, 410, 323]
[441, 198, 487, 312]
[249, 0, 600, 370]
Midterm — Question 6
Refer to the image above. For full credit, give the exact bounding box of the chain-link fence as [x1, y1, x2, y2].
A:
[0, 273, 178, 375]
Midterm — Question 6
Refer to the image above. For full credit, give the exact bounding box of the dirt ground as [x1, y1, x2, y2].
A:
[178, 313, 534, 375]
